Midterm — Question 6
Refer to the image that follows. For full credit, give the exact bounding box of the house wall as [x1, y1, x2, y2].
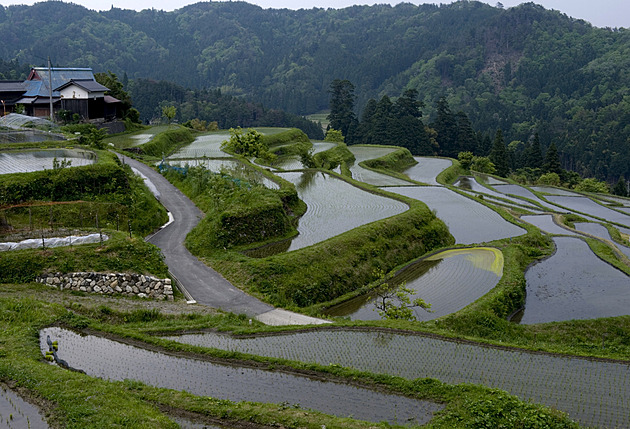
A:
[59, 86, 89, 99]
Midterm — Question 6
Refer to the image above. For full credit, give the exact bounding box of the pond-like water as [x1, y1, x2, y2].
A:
[0, 385, 48, 428]
[325, 248, 502, 321]
[269, 171, 408, 253]
[347, 146, 412, 186]
[520, 236, 630, 324]
[0, 149, 96, 174]
[403, 157, 452, 185]
[163, 328, 630, 429]
[169, 133, 232, 159]
[384, 186, 525, 244]
[546, 195, 630, 228]
[0, 130, 64, 143]
[39, 327, 443, 425]
[520, 215, 579, 236]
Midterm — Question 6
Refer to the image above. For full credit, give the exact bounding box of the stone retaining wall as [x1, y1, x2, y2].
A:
[37, 272, 174, 300]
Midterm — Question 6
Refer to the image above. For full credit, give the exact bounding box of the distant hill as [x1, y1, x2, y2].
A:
[1, 1, 629, 180]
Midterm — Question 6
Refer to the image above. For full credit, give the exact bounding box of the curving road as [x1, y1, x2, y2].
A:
[119, 154, 328, 325]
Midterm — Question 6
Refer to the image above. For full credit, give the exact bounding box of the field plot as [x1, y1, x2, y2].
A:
[276, 171, 408, 252]
[165, 329, 630, 429]
[574, 222, 630, 259]
[168, 132, 231, 159]
[271, 141, 336, 171]
[520, 215, 580, 236]
[162, 159, 279, 190]
[0, 385, 48, 428]
[347, 146, 412, 186]
[546, 195, 630, 228]
[0, 149, 95, 174]
[531, 186, 580, 196]
[454, 177, 542, 211]
[521, 236, 630, 324]
[492, 184, 559, 211]
[40, 327, 443, 426]
[403, 157, 452, 185]
[385, 186, 525, 244]
[326, 247, 502, 321]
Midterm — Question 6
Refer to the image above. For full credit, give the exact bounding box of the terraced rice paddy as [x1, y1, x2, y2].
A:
[0, 149, 95, 174]
[574, 222, 630, 259]
[271, 142, 337, 171]
[347, 146, 412, 186]
[40, 327, 443, 426]
[520, 215, 579, 236]
[275, 171, 408, 252]
[0, 385, 48, 428]
[384, 186, 525, 244]
[326, 247, 503, 321]
[403, 157, 452, 185]
[492, 184, 559, 211]
[164, 329, 630, 429]
[169, 133, 231, 159]
[454, 177, 541, 211]
[546, 195, 630, 228]
[531, 186, 580, 196]
[521, 236, 630, 324]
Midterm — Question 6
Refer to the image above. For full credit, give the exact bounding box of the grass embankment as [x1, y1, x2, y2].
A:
[314, 143, 355, 172]
[139, 126, 195, 158]
[0, 148, 167, 236]
[358, 145, 418, 181]
[0, 289, 579, 428]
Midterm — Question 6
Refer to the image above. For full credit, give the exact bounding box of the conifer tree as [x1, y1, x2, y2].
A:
[489, 129, 509, 177]
[544, 142, 562, 175]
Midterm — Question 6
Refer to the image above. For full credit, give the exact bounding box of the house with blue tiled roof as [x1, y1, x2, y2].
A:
[0, 67, 120, 120]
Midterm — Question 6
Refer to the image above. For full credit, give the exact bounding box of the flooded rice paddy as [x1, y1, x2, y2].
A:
[546, 195, 630, 228]
[162, 159, 279, 190]
[347, 146, 412, 186]
[521, 236, 630, 324]
[454, 177, 542, 211]
[274, 171, 408, 252]
[169, 133, 232, 159]
[574, 222, 630, 259]
[164, 329, 630, 429]
[325, 247, 502, 321]
[384, 186, 526, 244]
[0, 149, 96, 174]
[270, 142, 337, 171]
[39, 327, 443, 425]
[531, 186, 580, 196]
[520, 215, 580, 236]
[403, 157, 452, 185]
[0, 385, 48, 428]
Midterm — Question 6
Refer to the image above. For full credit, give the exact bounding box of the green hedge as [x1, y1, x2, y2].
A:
[140, 126, 194, 157]
[313, 143, 355, 170]
[361, 147, 417, 171]
[0, 155, 129, 205]
[261, 128, 310, 147]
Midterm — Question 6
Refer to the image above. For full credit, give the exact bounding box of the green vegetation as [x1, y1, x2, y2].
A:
[140, 126, 194, 158]
[313, 143, 355, 171]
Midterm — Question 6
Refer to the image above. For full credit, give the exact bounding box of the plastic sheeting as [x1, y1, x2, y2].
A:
[0, 233, 108, 252]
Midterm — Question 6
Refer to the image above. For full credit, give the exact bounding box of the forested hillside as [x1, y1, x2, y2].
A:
[0, 1, 629, 181]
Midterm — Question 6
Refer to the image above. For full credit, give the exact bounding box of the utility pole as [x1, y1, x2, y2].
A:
[48, 57, 53, 122]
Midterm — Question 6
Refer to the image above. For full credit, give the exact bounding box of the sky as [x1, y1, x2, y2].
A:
[0, 0, 629, 29]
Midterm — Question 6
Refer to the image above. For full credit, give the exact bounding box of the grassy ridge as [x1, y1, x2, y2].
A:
[140, 126, 194, 158]
[261, 128, 310, 147]
[314, 143, 355, 171]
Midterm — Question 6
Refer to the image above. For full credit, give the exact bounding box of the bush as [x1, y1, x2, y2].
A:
[140, 126, 194, 157]
[537, 172, 561, 186]
[575, 177, 609, 193]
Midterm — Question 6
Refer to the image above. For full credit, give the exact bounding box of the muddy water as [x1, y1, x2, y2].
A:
[0, 149, 96, 175]
[40, 327, 442, 425]
[0, 385, 48, 428]
[326, 248, 502, 321]
[521, 236, 630, 324]
[385, 186, 525, 244]
[164, 329, 630, 429]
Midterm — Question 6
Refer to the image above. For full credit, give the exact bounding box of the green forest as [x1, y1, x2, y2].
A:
[1, 0, 629, 182]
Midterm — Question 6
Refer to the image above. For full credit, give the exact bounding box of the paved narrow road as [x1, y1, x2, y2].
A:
[119, 154, 328, 325]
